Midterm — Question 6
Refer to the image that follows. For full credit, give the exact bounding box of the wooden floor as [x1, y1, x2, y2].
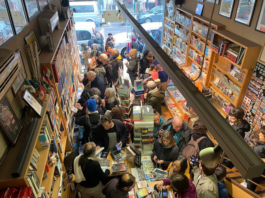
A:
[161, 105, 173, 120]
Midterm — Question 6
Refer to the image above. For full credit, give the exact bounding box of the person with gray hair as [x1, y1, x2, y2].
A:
[99, 54, 113, 87]
[73, 142, 110, 198]
[103, 88, 120, 111]
[95, 114, 129, 151]
[91, 43, 102, 57]
[111, 48, 123, 84]
[144, 80, 165, 114]
[88, 87, 101, 97]
[86, 71, 106, 99]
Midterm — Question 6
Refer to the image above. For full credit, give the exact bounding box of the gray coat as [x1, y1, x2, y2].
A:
[192, 167, 219, 198]
[126, 57, 138, 75]
[159, 118, 191, 154]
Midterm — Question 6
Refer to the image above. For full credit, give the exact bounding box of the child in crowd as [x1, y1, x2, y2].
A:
[215, 167, 229, 198]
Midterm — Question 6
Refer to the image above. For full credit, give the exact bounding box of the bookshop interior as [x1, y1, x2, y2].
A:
[3, 0, 265, 197]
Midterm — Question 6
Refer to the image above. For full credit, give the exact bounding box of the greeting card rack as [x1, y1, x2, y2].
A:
[163, 7, 262, 118]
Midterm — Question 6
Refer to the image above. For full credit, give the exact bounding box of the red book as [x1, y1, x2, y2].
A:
[52, 60, 59, 83]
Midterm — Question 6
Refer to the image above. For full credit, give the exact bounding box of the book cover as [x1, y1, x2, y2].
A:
[136, 188, 148, 198]
[137, 181, 148, 189]
[112, 163, 127, 173]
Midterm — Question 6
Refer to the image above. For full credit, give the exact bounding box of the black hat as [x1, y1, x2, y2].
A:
[108, 33, 112, 35]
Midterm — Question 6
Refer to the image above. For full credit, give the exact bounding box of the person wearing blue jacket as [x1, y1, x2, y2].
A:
[215, 167, 229, 198]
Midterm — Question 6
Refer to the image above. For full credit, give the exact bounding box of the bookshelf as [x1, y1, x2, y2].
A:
[162, 7, 261, 117]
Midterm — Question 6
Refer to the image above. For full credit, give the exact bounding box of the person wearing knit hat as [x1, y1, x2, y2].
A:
[75, 99, 101, 144]
[144, 80, 165, 114]
[125, 49, 138, 86]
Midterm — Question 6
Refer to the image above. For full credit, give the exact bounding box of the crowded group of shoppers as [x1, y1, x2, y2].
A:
[73, 31, 265, 198]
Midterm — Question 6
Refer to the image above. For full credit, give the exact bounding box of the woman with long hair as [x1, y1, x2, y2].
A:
[167, 156, 191, 179]
[103, 88, 119, 111]
[152, 130, 179, 170]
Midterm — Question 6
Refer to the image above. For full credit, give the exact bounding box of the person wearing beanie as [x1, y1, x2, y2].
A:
[105, 33, 115, 48]
[144, 80, 165, 114]
[125, 49, 138, 86]
[75, 99, 101, 144]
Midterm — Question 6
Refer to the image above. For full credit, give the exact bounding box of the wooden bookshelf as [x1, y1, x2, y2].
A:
[41, 165, 56, 194]
[0, 93, 51, 190]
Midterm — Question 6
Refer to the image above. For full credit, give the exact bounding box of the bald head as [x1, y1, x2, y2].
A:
[82, 142, 96, 157]
[172, 116, 183, 132]
[118, 173, 136, 191]
[87, 71, 96, 81]
[147, 81, 156, 90]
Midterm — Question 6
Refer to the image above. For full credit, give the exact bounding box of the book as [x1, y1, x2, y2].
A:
[141, 156, 152, 163]
[137, 181, 148, 189]
[143, 162, 155, 174]
[129, 145, 141, 168]
[112, 163, 127, 173]
[126, 146, 136, 167]
[136, 188, 148, 198]
[111, 150, 126, 162]
[100, 150, 109, 158]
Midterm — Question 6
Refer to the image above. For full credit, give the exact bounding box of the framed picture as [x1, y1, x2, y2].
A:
[259, 43, 265, 64]
[195, 3, 204, 16]
[7, 0, 28, 34]
[219, 0, 235, 18]
[23, 0, 40, 21]
[0, 0, 15, 47]
[12, 51, 27, 96]
[206, 0, 219, 4]
[256, 0, 265, 33]
[24, 30, 41, 54]
[22, 89, 43, 117]
[38, 0, 48, 11]
[0, 97, 23, 145]
[234, 0, 256, 26]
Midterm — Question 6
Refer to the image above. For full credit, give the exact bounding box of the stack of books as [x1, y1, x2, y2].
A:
[36, 120, 53, 149]
[133, 106, 141, 121]
[111, 163, 128, 174]
[38, 186, 49, 198]
[141, 106, 154, 122]
[29, 148, 40, 171]
[26, 171, 40, 198]
[111, 150, 126, 162]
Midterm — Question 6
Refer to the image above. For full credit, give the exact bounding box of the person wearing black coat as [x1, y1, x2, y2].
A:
[87, 71, 106, 99]
[140, 50, 151, 74]
[75, 99, 101, 144]
[227, 107, 250, 138]
[103, 88, 119, 112]
[152, 130, 179, 170]
[100, 54, 114, 87]
[95, 114, 129, 151]
[247, 126, 265, 191]
[191, 120, 214, 151]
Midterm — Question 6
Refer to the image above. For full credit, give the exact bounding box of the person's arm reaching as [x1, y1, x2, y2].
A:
[95, 161, 110, 185]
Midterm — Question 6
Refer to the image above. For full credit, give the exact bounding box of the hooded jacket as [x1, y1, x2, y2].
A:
[152, 140, 179, 170]
[140, 57, 150, 74]
[159, 119, 191, 154]
[218, 181, 228, 198]
[94, 65, 106, 83]
[91, 75, 106, 99]
[95, 119, 129, 150]
[126, 57, 138, 75]
[146, 90, 165, 114]
[192, 166, 219, 198]
[226, 117, 251, 138]
[112, 55, 123, 81]
[105, 37, 115, 48]
[162, 179, 197, 198]
[154, 117, 165, 140]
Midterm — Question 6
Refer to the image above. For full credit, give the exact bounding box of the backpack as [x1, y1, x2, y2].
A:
[85, 115, 99, 142]
[182, 136, 206, 160]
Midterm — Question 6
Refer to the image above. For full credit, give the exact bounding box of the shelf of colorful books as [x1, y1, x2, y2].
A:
[189, 45, 210, 60]
[164, 32, 173, 39]
[0, 92, 52, 189]
[191, 31, 211, 45]
[213, 63, 242, 87]
[173, 44, 186, 54]
[210, 98, 227, 118]
[39, 19, 70, 65]
[163, 45, 172, 52]
[165, 17, 175, 23]
[52, 173, 62, 197]
[187, 57, 207, 74]
[175, 20, 190, 31]
[209, 82, 236, 107]
[165, 24, 174, 32]
[167, 89, 185, 116]
[41, 164, 56, 195]
[174, 33, 188, 44]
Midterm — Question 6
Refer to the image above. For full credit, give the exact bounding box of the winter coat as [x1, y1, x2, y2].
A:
[154, 117, 165, 141]
[90, 75, 106, 99]
[218, 181, 228, 198]
[191, 133, 214, 151]
[77, 90, 91, 106]
[152, 140, 179, 170]
[162, 179, 197, 198]
[103, 61, 114, 84]
[90, 50, 102, 58]
[140, 57, 150, 74]
[159, 119, 191, 154]
[94, 65, 106, 83]
[105, 98, 120, 111]
[192, 166, 219, 198]
[146, 90, 165, 114]
[112, 55, 123, 81]
[105, 37, 115, 48]
[95, 119, 129, 150]
[253, 143, 265, 158]
[226, 117, 251, 138]
[75, 110, 100, 144]
[126, 57, 138, 75]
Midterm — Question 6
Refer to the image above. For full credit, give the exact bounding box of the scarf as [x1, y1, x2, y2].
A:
[148, 87, 158, 95]
[74, 155, 95, 183]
